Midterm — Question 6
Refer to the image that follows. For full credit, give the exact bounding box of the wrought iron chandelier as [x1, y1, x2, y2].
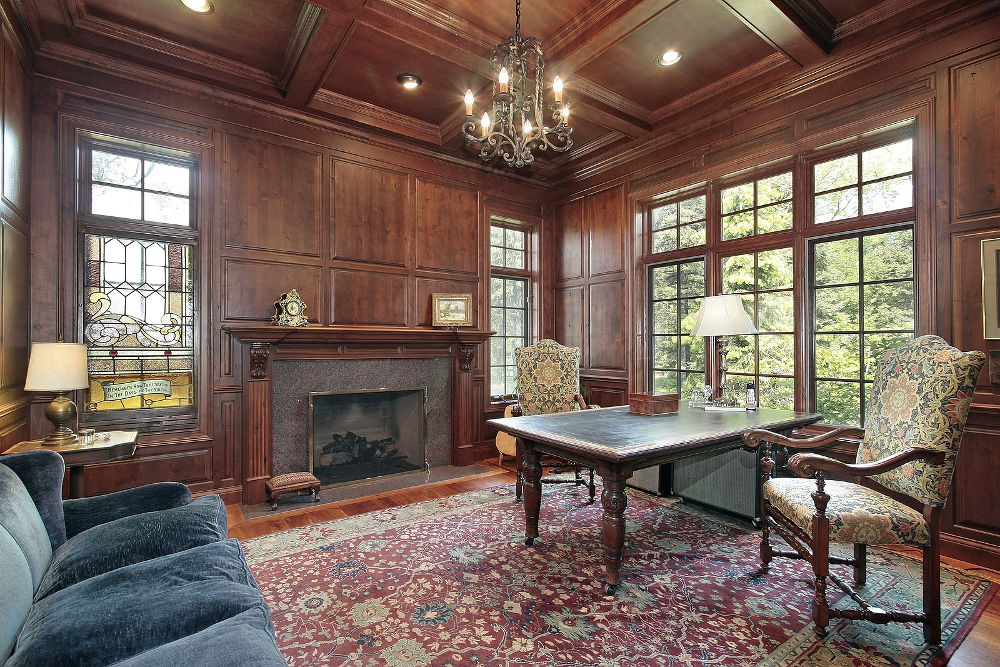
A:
[461, 0, 572, 168]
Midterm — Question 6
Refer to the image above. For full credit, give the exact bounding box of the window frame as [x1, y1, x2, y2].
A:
[636, 123, 918, 423]
[647, 256, 707, 398]
[76, 135, 202, 432]
[488, 216, 535, 403]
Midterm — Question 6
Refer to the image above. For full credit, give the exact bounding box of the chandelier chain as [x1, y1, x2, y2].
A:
[514, 0, 520, 40]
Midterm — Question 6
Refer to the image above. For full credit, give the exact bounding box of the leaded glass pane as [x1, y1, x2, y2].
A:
[83, 234, 195, 412]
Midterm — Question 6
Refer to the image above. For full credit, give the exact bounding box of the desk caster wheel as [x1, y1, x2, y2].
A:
[525, 537, 535, 546]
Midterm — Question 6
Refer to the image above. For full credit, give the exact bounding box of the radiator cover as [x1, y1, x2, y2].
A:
[671, 447, 760, 520]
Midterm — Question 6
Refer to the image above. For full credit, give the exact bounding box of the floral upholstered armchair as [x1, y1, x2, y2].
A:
[494, 339, 596, 501]
[744, 335, 985, 645]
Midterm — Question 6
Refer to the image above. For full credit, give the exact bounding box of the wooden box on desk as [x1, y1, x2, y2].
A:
[628, 393, 679, 415]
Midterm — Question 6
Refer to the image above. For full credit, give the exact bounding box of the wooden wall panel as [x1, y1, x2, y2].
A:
[951, 428, 1000, 535]
[1, 222, 27, 387]
[588, 280, 626, 371]
[588, 185, 625, 277]
[332, 160, 409, 265]
[416, 277, 478, 327]
[224, 134, 322, 255]
[222, 258, 322, 322]
[2, 41, 28, 217]
[951, 54, 1000, 221]
[554, 286, 584, 352]
[331, 269, 407, 325]
[415, 179, 478, 274]
[554, 198, 584, 281]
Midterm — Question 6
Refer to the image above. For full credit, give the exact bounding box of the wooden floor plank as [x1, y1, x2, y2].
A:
[226, 461, 997, 662]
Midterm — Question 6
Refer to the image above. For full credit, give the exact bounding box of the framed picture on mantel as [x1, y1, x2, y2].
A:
[431, 293, 473, 327]
[982, 239, 1000, 339]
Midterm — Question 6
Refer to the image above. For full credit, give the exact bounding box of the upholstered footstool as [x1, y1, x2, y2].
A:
[264, 472, 321, 510]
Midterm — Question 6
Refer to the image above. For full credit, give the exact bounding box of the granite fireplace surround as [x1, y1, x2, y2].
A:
[272, 358, 451, 477]
[225, 325, 492, 505]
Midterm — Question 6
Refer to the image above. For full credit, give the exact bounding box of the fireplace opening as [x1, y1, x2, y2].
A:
[309, 387, 427, 487]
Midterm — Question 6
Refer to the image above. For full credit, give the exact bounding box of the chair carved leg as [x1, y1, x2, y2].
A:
[811, 477, 831, 637]
[854, 543, 867, 586]
[923, 519, 942, 645]
[759, 446, 775, 569]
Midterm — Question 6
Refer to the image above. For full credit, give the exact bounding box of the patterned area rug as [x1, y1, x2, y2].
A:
[243, 485, 995, 666]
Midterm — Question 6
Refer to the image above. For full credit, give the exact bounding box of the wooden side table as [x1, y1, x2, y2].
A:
[3, 430, 138, 498]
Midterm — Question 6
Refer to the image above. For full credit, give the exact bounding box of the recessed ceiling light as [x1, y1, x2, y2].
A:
[656, 50, 684, 67]
[178, 0, 214, 13]
[396, 73, 423, 89]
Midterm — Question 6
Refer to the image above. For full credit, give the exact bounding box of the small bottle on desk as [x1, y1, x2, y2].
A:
[745, 381, 757, 410]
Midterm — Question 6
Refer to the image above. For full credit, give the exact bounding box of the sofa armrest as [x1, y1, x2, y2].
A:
[63, 482, 192, 539]
[0, 449, 68, 548]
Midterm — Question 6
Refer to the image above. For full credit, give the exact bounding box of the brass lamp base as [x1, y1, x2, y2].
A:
[41, 392, 80, 445]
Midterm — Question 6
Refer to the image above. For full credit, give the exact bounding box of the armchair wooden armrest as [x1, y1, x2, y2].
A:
[743, 426, 865, 450]
[787, 447, 946, 480]
[511, 404, 523, 417]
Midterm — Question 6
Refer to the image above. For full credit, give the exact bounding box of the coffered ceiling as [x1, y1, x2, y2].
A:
[16, 0, 960, 179]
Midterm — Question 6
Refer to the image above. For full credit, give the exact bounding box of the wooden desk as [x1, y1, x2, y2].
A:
[488, 406, 822, 592]
[4, 431, 138, 498]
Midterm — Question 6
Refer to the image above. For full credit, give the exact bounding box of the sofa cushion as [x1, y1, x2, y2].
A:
[0, 526, 34, 663]
[0, 451, 67, 549]
[34, 494, 228, 600]
[8, 539, 270, 667]
[109, 608, 287, 667]
[0, 464, 53, 592]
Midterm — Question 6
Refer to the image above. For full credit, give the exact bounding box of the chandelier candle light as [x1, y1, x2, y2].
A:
[461, 0, 572, 168]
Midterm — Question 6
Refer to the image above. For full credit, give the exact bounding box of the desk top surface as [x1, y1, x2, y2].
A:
[488, 406, 822, 463]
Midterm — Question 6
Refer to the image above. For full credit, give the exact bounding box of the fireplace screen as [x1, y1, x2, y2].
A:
[309, 387, 427, 487]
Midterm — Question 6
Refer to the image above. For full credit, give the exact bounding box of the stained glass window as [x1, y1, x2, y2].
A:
[83, 234, 195, 412]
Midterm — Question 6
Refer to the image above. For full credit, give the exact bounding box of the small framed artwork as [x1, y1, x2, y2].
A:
[431, 293, 473, 327]
[982, 239, 1000, 339]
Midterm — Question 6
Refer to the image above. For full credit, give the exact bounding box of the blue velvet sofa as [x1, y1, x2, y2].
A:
[0, 449, 287, 666]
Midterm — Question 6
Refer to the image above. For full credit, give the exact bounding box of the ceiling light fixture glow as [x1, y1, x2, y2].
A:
[460, 0, 572, 168]
[396, 73, 423, 89]
[178, 0, 214, 14]
[656, 50, 684, 67]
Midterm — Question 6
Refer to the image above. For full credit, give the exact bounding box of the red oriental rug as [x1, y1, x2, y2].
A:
[243, 485, 995, 666]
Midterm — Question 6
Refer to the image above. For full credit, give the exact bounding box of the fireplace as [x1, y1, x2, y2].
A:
[309, 388, 426, 486]
[224, 324, 492, 505]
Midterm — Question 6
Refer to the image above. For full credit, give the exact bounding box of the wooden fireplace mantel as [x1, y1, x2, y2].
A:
[223, 324, 493, 504]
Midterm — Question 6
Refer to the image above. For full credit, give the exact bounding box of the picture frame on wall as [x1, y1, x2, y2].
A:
[431, 293, 473, 327]
[982, 239, 1000, 339]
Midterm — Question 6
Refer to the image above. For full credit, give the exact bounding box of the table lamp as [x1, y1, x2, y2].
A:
[24, 342, 90, 445]
[690, 294, 758, 398]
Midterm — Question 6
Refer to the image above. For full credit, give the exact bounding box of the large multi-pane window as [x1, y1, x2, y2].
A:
[649, 258, 706, 397]
[651, 193, 707, 253]
[813, 138, 913, 223]
[489, 222, 530, 399]
[643, 128, 916, 425]
[811, 227, 915, 425]
[79, 140, 198, 423]
[721, 170, 793, 240]
[721, 247, 795, 409]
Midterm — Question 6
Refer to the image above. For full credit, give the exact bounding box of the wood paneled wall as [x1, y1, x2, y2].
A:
[0, 22, 32, 452]
[26, 58, 543, 499]
[551, 183, 630, 407]
[548, 15, 1000, 567]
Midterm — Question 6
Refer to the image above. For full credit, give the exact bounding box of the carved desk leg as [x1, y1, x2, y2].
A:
[599, 464, 630, 595]
[521, 439, 543, 546]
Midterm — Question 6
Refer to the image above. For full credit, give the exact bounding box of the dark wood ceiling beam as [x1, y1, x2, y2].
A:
[717, 0, 832, 67]
[548, 0, 681, 74]
[276, 3, 328, 99]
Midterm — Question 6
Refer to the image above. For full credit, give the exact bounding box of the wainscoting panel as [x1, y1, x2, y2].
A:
[554, 198, 584, 282]
[331, 268, 408, 325]
[223, 133, 323, 255]
[332, 159, 409, 265]
[222, 258, 323, 323]
[415, 179, 478, 274]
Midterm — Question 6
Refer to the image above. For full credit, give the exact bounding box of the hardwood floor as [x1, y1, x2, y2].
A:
[227, 460, 999, 664]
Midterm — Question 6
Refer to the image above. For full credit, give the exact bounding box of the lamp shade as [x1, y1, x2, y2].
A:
[24, 342, 90, 391]
[690, 295, 758, 337]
